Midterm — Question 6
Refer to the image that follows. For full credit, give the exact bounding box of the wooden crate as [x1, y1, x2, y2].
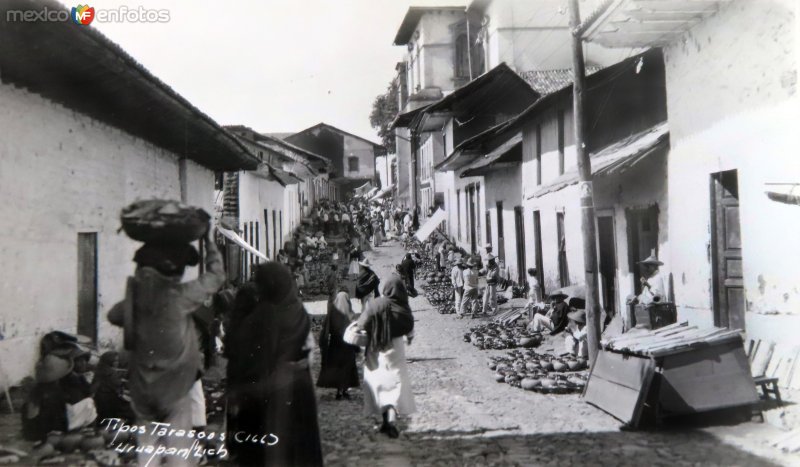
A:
[584, 335, 758, 428]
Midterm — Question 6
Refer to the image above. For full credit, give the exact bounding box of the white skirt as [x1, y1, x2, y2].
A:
[362, 337, 416, 417]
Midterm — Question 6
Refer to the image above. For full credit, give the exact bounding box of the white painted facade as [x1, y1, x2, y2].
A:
[477, 0, 635, 71]
[0, 83, 216, 383]
[661, 0, 800, 348]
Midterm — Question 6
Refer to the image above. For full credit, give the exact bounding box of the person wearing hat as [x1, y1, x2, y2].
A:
[450, 257, 466, 312]
[637, 254, 667, 305]
[528, 291, 571, 335]
[564, 309, 589, 358]
[459, 258, 480, 316]
[481, 254, 500, 315]
[355, 258, 381, 309]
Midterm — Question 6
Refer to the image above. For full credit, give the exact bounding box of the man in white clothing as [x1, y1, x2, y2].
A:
[637, 254, 667, 305]
[450, 258, 465, 313]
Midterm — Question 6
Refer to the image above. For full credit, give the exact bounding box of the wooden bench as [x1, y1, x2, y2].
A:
[753, 375, 782, 402]
[747, 339, 783, 403]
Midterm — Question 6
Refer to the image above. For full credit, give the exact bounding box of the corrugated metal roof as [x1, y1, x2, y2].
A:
[460, 133, 523, 177]
[529, 122, 669, 199]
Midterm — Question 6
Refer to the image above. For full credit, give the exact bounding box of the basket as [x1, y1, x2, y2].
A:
[120, 199, 209, 244]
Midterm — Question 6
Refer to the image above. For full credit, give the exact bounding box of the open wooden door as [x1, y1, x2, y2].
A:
[711, 170, 745, 330]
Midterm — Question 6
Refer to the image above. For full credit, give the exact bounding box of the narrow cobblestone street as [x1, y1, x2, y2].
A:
[310, 239, 797, 467]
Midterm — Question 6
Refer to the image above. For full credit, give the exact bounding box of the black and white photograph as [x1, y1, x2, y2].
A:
[0, 0, 799, 465]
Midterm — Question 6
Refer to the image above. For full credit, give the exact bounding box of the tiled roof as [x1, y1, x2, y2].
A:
[517, 67, 602, 95]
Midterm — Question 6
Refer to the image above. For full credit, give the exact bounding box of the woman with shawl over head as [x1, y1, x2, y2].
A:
[354, 258, 380, 310]
[225, 263, 323, 467]
[355, 276, 416, 438]
[317, 291, 360, 399]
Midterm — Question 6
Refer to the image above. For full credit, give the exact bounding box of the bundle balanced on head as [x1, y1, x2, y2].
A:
[110, 199, 225, 467]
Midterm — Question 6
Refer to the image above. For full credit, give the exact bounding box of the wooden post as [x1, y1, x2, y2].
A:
[569, 0, 602, 364]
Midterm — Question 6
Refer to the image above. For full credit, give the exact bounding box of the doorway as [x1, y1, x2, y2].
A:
[556, 212, 569, 287]
[532, 211, 545, 298]
[514, 206, 526, 285]
[496, 201, 505, 262]
[711, 170, 745, 330]
[626, 205, 660, 295]
[597, 214, 618, 315]
[77, 233, 98, 342]
[468, 185, 477, 253]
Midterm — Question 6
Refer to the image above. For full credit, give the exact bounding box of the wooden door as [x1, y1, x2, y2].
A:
[264, 209, 271, 258]
[532, 211, 545, 297]
[556, 212, 569, 287]
[496, 201, 505, 262]
[711, 170, 745, 330]
[468, 186, 477, 253]
[597, 215, 618, 315]
[272, 210, 278, 260]
[77, 233, 98, 342]
[626, 206, 660, 295]
[514, 206, 526, 285]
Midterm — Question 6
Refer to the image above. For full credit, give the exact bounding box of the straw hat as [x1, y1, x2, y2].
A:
[567, 309, 586, 324]
[466, 258, 478, 268]
[638, 254, 664, 266]
[486, 253, 497, 261]
[484, 243, 493, 249]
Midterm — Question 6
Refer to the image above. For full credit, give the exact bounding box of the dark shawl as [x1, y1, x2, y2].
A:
[226, 262, 322, 467]
[357, 276, 414, 354]
[398, 254, 416, 278]
[317, 292, 359, 389]
[355, 267, 380, 299]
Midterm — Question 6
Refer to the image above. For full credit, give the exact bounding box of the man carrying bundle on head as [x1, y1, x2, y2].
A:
[109, 200, 224, 466]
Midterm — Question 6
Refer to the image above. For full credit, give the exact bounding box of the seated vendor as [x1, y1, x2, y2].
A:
[564, 310, 589, 358]
[527, 291, 570, 334]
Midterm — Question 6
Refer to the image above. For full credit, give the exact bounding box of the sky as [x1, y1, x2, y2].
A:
[78, 0, 467, 143]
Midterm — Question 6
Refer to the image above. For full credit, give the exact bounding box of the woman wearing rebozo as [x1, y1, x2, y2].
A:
[351, 275, 416, 438]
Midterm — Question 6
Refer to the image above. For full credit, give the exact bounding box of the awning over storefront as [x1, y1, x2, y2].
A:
[369, 185, 394, 201]
[415, 208, 447, 242]
[529, 122, 668, 199]
[460, 133, 523, 178]
[581, 0, 734, 48]
[354, 181, 372, 196]
[218, 226, 268, 261]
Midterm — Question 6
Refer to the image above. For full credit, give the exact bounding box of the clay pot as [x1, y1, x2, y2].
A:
[58, 432, 83, 453]
[31, 441, 56, 458]
[520, 378, 540, 391]
[525, 361, 540, 372]
[542, 361, 554, 372]
[80, 434, 106, 452]
[566, 360, 580, 371]
[552, 361, 568, 372]
[494, 372, 506, 382]
[46, 432, 64, 448]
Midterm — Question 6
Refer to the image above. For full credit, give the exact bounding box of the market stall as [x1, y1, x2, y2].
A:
[584, 322, 759, 428]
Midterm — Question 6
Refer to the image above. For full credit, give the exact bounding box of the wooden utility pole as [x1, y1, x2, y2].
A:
[568, 0, 602, 364]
